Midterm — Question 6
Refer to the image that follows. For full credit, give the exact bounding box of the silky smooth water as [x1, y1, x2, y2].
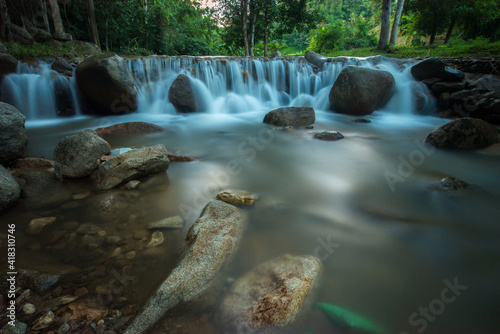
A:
[1, 57, 499, 334]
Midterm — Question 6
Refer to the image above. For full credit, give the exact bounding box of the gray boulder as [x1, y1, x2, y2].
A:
[217, 254, 322, 334]
[92, 144, 170, 191]
[76, 55, 138, 115]
[54, 129, 111, 179]
[426, 118, 499, 149]
[16, 171, 73, 210]
[263, 106, 315, 126]
[270, 51, 282, 58]
[305, 51, 328, 70]
[329, 66, 395, 115]
[0, 53, 18, 79]
[168, 74, 198, 113]
[313, 131, 344, 141]
[7, 23, 34, 45]
[411, 58, 447, 81]
[124, 200, 246, 334]
[0, 165, 21, 212]
[0, 102, 28, 165]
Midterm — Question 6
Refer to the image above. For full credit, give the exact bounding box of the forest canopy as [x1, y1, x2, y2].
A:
[1, 0, 499, 57]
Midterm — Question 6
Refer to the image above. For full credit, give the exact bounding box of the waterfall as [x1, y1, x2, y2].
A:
[0, 56, 431, 120]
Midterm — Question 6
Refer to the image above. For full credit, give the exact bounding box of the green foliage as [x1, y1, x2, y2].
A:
[62, 0, 218, 56]
[307, 15, 377, 53]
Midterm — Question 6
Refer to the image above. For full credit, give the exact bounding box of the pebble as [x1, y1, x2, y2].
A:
[50, 295, 78, 307]
[73, 191, 90, 200]
[146, 231, 164, 248]
[26, 217, 57, 235]
[32, 311, 55, 330]
[106, 235, 122, 245]
[76, 224, 101, 235]
[125, 251, 136, 260]
[216, 189, 258, 205]
[74, 287, 88, 297]
[125, 180, 141, 189]
[147, 215, 184, 230]
[133, 230, 149, 240]
[108, 247, 122, 258]
[22, 303, 36, 315]
[57, 323, 71, 334]
[63, 221, 79, 230]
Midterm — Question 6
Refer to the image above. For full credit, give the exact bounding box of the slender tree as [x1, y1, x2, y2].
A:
[377, 0, 391, 50]
[47, 0, 65, 36]
[389, 0, 405, 45]
[87, 0, 100, 47]
[242, 0, 249, 55]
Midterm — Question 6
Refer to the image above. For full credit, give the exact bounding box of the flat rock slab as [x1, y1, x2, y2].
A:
[216, 189, 258, 205]
[93, 144, 170, 191]
[148, 215, 184, 229]
[217, 254, 322, 334]
[95, 122, 164, 137]
[263, 107, 315, 127]
[124, 200, 246, 334]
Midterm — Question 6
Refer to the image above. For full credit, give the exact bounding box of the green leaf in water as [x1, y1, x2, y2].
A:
[315, 303, 388, 334]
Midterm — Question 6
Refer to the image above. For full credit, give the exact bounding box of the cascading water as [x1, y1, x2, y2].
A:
[0, 55, 433, 119]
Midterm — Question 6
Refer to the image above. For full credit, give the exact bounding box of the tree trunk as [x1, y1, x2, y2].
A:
[242, 0, 249, 56]
[38, 0, 50, 32]
[249, 0, 256, 56]
[0, 0, 12, 41]
[47, 0, 65, 35]
[264, 7, 269, 57]
[444, 16, 456, 44]
[87, 0, 100, 46]
[390, 0, 405, 45]
[377, 0, 391, 50]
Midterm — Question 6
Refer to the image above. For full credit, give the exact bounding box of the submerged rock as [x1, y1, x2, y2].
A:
[1, 320, 27, 334]
[0, 165, 21, 212]
[313, 131, 344, 141]
[124, 200, 246, 334]
[76, 54, 137, 114]
[168, 74, 198, 113]
[216, 189, 258, 205]
[26, 217, 56, 235]
[217, 254, 322, 334]
[148, 215, 184, 229]
[95, 122, 164, 137]
[92, 144, 170, 191]
[430, 177, 469, 192]
[16, 171, 73, 209]
[263, 107, 315, 127]
[425, 118, 499, 149]
[0, 102, 28, 165]
[54, 129, 111, 179]
[329, 66, 395, 116]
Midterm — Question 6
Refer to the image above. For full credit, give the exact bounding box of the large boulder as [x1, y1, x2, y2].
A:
[426, 118, 499, 149]
[217, 254, 322, 334]
[0, 165, 21, 212]
[7, 23, 34, 45]
[411, 58, 447, 81]
[329, 66, 395, 115]
[54, 129, 111, 179]
[0, 102, 28, 165]
[124, 200, 246, 334]
[263, 106, 315, 126]
[66, 40, 101, 55]
[0, 53, 18, 79]
[168, 74, 198, 113]
[92, 144, 170, 191]
[75, 55, 138, 115]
